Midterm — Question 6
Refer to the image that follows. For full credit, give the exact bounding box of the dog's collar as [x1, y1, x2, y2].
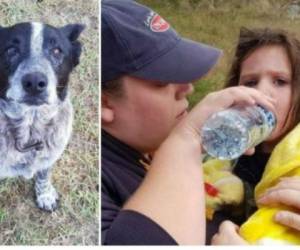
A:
[15, 140, 44, 153]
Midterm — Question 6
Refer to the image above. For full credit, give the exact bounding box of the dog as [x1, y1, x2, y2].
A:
[0, 22, 84, 211]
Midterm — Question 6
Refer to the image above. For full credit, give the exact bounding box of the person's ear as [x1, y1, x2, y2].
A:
[101, 95, 114, 123]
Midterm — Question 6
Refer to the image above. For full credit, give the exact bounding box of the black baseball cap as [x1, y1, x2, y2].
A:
[102, 0, 222, 84]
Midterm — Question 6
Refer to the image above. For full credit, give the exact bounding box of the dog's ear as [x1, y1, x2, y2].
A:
[61, 24, 85, 67]
[61, 24, 85, 42]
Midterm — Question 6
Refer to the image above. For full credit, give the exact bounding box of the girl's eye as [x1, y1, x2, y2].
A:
[5, 47, 19, 58]
[243, 80, 257, 87]
[274, 79, 288, 86]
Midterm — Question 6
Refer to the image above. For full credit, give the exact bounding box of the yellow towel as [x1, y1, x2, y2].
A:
[240, 124, 300, 244]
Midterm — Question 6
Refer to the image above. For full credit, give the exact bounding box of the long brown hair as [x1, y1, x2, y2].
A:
[225, 27, 300, 130]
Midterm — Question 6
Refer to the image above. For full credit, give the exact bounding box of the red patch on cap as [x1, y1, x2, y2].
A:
[150, 14, 170, 32]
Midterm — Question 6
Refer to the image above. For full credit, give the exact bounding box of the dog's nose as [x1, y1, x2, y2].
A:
[22, 72, 48, 95]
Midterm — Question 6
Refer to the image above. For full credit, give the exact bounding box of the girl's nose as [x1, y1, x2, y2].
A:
[257, 79, 273, 98]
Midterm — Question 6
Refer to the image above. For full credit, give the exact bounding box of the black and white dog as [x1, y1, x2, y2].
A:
[0, 22, 84, 211]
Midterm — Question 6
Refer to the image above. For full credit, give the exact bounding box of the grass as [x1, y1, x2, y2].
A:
[138, 0, 300, 106]
[0, 0, 98, 245]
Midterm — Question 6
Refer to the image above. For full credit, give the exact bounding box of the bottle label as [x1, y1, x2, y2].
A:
[247, 106, 276, 148]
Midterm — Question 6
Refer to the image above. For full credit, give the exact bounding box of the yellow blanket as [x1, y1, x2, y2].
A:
[240, 124, 300, 244]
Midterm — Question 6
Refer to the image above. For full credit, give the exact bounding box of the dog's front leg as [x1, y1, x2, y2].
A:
[34, 168, 59, 212]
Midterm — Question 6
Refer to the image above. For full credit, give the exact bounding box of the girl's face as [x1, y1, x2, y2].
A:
[239, 45, 293, 146]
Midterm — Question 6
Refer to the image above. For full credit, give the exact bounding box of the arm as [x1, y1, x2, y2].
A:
[123, 86, 276, 245]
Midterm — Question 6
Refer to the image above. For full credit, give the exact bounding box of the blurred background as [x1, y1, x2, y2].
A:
[0, 0, 98, 245]
[139, 0, 300, 106]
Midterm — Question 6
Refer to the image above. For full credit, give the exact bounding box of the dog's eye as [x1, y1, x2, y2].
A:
[5, 47, 19, 58]
[51, 47, 62, 57]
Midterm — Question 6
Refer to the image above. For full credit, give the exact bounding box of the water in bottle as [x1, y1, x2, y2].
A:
[201, 105, 276, 160]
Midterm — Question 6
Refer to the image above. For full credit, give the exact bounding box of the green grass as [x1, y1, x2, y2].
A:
[138, 0, 300, 107]
[0, 0, 98, 245]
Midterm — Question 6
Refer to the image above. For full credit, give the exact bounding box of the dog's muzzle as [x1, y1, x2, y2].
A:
[21, 72, 48, 105]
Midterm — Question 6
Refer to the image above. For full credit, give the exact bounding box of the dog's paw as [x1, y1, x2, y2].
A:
[36, 185, 59, 212]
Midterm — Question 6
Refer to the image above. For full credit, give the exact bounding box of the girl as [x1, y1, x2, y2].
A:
[210, 27, 300, 244]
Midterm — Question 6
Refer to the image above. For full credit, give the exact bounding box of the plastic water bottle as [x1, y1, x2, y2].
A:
[201, 105, 276, 160]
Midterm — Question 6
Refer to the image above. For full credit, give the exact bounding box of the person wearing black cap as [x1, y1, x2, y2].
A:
[101, 0, 276, 245]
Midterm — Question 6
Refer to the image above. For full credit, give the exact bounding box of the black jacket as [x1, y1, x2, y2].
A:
[101, 130, 177, 245]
